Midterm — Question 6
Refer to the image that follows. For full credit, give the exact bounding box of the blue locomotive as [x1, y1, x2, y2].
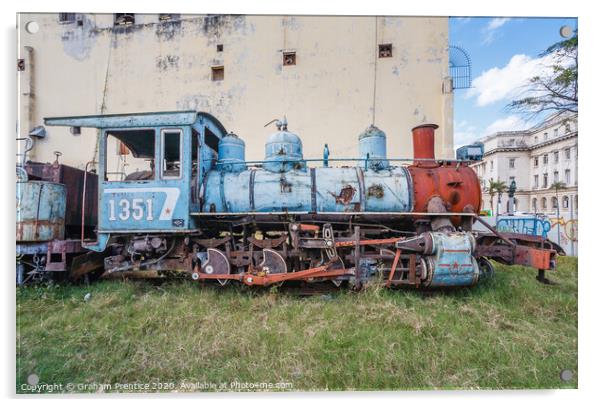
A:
[32, 111, 558, 288]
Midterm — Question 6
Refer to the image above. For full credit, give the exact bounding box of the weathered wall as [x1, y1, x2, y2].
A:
[18, 14, 453, 169]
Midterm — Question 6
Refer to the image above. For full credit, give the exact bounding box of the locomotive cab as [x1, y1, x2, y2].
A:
[45, 111, 228, 252]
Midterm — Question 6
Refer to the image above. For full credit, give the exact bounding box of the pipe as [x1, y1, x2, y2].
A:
[412, 123, 438, 166]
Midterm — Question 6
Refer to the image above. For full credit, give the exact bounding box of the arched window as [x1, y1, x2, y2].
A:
[552, 197, 558, 209]
[562, 196, 569, 209]
[542, 197, 547, 209]
[532, 198, 537, 211]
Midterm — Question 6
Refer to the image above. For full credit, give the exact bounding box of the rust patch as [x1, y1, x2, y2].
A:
[280, 175, 292, 193]
[329, 185, 356, 205]
[449, 191, 461, 205]
[367, 184, 385, 199]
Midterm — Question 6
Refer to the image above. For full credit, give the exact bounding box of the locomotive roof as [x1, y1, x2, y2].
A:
[44, 110, 227, 134]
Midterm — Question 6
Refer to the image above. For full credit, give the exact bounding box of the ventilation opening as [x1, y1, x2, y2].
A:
[216, 44, 223, 52]
[159, 14, 180, 22]
[378, 44, 392, 58]
[283, 51, 296, 66]
[59, 13, 76, 24]
[212, 66, 224, 81]
[114, 13, 135, 26]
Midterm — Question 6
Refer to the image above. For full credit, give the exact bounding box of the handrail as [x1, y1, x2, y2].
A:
[201, 156, 472, 165]
[81, 160, 97, 244]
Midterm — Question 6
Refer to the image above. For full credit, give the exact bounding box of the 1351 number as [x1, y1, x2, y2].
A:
[108, 198, 154, 221]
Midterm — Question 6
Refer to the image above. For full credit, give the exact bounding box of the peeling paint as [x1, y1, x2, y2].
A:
[157, 55, 179, 72]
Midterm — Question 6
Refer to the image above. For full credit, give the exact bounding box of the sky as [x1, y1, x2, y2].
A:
[449, 16, 578, 151]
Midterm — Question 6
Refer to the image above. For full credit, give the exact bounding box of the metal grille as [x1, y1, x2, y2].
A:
[449, 45, 472, 89]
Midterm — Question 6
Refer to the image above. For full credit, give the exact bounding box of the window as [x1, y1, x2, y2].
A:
[534, 156, 539, 167]
[543, 173, 548, 188]
[562, 196, 569, 209]
[490, 161, 494, 171]
[378, 44, 393, 58]
[534, 175, 539, 188]
[565, 124, 571, 134]
[552, 197, 558, 209]
[216, 44, 224, 52]
[159, 14, 180, 21]
[554, 128, 559, 137]
[543, 154, 548, 165]
[534, 136, 539, 144]
[211, 66, 224, 81]
[114, 13, 135, 26]
[565, 148, 571, 159]
[283, 51, 296, 66]
[508, 138, 515, 146]
[565, 169, 571, 185]
[104, 129, 155, 182]
[544, 132, 548, 140]
[542, 197, 547, 209]
[509, 158, 515, 168]
[532, 198, 537, 211]
[59, 13, 76, 23]
[161, 129, 182, 179]
[554, 171, 559, 183]
[554, 151, 559, 163]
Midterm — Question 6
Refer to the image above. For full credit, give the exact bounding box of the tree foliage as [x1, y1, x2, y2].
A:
[507, 33, 577, 120]
[487, 178, 508, 215]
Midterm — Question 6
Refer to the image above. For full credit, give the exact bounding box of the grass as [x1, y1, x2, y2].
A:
[16, 256, 577, 393]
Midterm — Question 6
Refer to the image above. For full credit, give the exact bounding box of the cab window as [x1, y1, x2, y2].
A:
[104, 129, 155, 182]
[161, 129, 182, 179]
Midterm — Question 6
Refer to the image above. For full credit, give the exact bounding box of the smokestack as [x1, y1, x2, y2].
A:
[412, 124, 438, 166]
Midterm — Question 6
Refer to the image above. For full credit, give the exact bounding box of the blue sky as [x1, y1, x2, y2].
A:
[449, 16, 578, 150]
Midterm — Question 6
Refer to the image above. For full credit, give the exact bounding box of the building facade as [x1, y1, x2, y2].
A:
[17, 13, 454, 172]
[471, 113, 578, 218]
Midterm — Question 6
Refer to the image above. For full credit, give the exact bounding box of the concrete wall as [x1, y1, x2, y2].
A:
[17, 13, 453, 170]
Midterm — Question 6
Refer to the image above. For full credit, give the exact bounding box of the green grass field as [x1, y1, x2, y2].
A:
[16, 257, 577, 393]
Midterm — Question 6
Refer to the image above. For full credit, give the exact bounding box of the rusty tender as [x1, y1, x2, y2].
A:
[16, 111, 559, 288]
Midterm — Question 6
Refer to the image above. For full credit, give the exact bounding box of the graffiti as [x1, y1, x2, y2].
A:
[549, 217, 578, 242]
[496, 216, 551, 238]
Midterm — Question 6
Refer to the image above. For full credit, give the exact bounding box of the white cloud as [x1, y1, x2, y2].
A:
[453, 120, 479, 150]
[484, 115, 530, 135]
[482, 17, 511, 44]
[466, 53, 558, 107]
[487, 17, 510, 31]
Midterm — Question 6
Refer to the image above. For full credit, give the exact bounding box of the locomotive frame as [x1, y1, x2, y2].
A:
[16, 110, 559, 289]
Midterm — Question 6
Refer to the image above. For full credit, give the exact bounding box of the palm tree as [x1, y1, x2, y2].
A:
[487, 178, 508, 216]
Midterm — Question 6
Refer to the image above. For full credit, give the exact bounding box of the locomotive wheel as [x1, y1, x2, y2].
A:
[202, 248, 231, 286]
[259, 249, 288, 275]
[477, 258, 495, 283]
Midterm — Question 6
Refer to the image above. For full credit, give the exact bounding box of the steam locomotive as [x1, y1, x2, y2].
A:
[16, 111, 558, 288]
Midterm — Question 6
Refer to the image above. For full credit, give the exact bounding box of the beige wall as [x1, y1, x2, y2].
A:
[18, 14, 453, 169]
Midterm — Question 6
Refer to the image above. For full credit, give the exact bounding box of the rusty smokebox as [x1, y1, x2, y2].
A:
[411, 123, 438, 165]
